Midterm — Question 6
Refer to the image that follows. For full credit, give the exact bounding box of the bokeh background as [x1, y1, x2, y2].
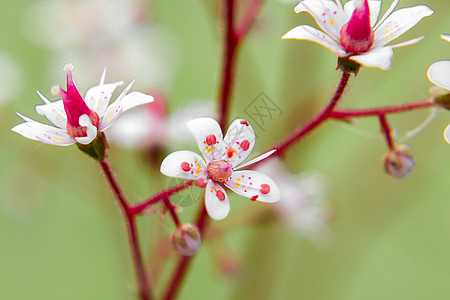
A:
[1, 0, 449, 299]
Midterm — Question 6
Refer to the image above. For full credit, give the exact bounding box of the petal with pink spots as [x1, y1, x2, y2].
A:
[11, 115, 76, 146]
[187, 117, 225, 163]
[295, 0, 347, 40]
[205, 180, 230, 220]
[160, 150, 208, 180]
[224, 170, 280, 203]
[372, 5, 433, 48]
[222, 119, 256, 167]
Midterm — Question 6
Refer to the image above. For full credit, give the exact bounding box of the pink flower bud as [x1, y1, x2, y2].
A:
[340, 0, 374, 54]
[171, 223, 201, 256]
[383, 145, 415, 179]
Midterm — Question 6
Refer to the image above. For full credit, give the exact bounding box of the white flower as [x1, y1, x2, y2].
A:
[282, 0, 433, 70]
[160, 117, 280, 220]
[427, 34, 450, 143]
[257, 159, 334, 246]
[12, 64, 154, 146]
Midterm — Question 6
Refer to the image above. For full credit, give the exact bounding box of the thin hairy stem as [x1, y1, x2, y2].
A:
[99, 160, 152, 300]
[132, 180, 195, 215]
[330, 99, 434, 118]
[379, 114, 395, 150]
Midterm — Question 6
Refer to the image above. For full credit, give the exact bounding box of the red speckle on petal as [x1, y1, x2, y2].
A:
[240, 140, 250, 151]
[216, 190, 226, 201]
[227, 148, 234, 158]
[206, 134, 216, 146]
[240, 120, 249, 126]
[260, 184, 270, 194]
[181, 162, 191, 172]
[251, 195, 259, 201]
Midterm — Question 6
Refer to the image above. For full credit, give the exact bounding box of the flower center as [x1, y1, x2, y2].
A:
[340, 0, 374, 54]
[208, 160, 233, 183]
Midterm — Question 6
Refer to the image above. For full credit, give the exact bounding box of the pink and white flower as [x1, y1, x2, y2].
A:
[160, 117, 280, 220]
[282, 0, 433, 70]
[12, 64, 154, 146]
[427, 34, 450, 143]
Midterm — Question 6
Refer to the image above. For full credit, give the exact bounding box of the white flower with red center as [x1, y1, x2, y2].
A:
[12, 64, 154, 146]
[426, 34, 450, 143]
[282, 0, 433, 70]
[160, 117, 280, 220]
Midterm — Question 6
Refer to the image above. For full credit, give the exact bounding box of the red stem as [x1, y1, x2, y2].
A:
[235, 0, 264, 42]
[275, 71, 351, 156]
[218, 0, 237, 131]
[99, 160, 152, 300]
[378, 114, 395, 150]
[162, 0, 264, 298]
[132, 180, 195, 215]
[163, 195, 181, 226]
[330, 99, 434, 118]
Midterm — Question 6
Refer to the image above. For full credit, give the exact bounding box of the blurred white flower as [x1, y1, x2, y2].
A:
[257, 159, 334, 246]
[106, 100, 215, 150]
[0, 53, 23, 104]
[23, 0, 176, 89]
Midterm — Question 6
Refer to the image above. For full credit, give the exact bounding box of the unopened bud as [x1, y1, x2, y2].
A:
[171, 223, 201, 256]
[383, 145, 415, 179]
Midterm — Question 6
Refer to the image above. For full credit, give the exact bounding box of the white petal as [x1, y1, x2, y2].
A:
[350, 47, 394, 70]
[224, 170, 280, 203]
[443, 124, 450, 144]
[74, 114, 98, 145]
[160, 150, 208, 180]
[234, 149, 277, 171]
[282, 25, 346, 56]
[98, 80, 135, 131]
[121, 91, 154, 112]
[187, 117, 225, 164]
[294, 0, 347, 40]
[204, 180, 230, 220]
[389, 36, 424, 49]
[11, 118, 75, 146]
[223, 119, 256, 167]
[84, 81, 124, 117]
[373, 0, 399, 31]
[427, 60, 450, 91]
[441, 34, 450, 42]
[35, 97, 67, 129]
[373, 5, 433, 48]
[344, 0, 382, 27]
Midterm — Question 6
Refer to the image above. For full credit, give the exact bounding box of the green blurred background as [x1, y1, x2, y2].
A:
[1, 0, 449, 299]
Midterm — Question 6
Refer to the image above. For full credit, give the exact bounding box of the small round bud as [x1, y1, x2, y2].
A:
[171, 223, 201, 256]
[383, 145, 415, 179]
